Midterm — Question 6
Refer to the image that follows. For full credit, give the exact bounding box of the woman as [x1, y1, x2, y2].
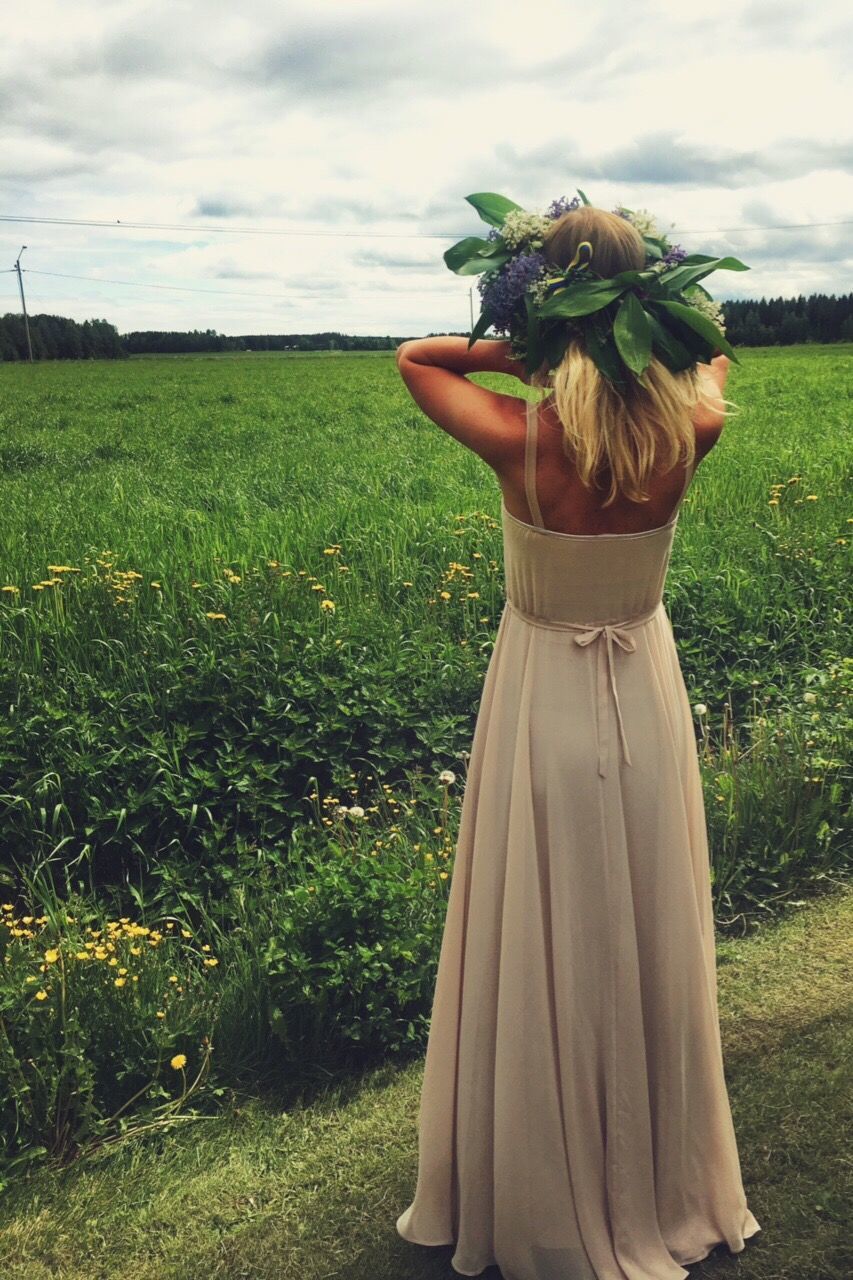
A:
[393, 205, 762, 1280]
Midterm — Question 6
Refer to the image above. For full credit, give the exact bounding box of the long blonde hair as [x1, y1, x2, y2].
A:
[529, 205, 739, 507]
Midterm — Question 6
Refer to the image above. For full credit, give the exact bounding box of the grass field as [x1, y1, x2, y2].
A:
[0, 343, 849, 899]
[0, 342, 849, 1191]
[1, 884, 849, 1280]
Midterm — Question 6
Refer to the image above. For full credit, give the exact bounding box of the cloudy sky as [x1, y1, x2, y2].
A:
[1, 0, 851, 337]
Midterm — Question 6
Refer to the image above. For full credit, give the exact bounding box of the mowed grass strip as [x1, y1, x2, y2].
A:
[1, 884, 850, 1280]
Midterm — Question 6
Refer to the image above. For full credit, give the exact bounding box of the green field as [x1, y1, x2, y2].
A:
[0, 343, 850, 1181]
[0, 344, 849, 889]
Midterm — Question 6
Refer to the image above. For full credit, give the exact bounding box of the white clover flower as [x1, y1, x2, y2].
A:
[500, 210, 552, 250]
[527, 272, 555, 306]
[618, 207, 662, 239]
[347, 805, 365, 819]
[802, 691, 817, 704]
[693, 703, 708, 716]
[684, 287, 727, 334]
[438, 770, 456, 786]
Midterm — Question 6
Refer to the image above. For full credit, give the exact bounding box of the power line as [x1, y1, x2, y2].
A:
[2, 212, 852, 239]
[23, 267, 464, 301]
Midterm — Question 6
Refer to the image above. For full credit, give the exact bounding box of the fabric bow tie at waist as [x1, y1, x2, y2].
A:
[505, 599, 662, 778]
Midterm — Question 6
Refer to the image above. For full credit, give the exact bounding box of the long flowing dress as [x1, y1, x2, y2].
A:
[395, 398, 762, 1280]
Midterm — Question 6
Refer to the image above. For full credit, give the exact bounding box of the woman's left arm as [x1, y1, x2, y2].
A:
[396, 336, 530, 383]
[395, 337, 533, 471]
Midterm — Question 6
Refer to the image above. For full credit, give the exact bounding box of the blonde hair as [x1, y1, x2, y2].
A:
[529, 205, 740, 507]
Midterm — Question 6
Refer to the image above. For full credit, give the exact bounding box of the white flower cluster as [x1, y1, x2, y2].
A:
[500, 209, 552, 250]
[614, 206, 658, 239]
[526, 271, 555, 307]
[683, 287, 727, 334]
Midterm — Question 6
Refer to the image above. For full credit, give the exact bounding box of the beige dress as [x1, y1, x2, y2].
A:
[396, 398, 762, 1279]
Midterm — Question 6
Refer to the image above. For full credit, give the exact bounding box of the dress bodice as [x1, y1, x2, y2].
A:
[502, 399, 695, 628]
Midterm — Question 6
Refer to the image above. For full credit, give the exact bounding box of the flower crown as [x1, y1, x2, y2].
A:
[444, 189, 750, 392]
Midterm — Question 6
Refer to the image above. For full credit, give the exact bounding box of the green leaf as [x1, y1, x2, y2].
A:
[641, 236, 667, 262]
[542, 323, 572, 370]
[465, 192, 524, 228]
[654, 299, 740, 362]
[538, 281, 627, 318]
[644, 309, 694, 371]
[584, 317, 628, 390]
[576, 189, 591, 206]
[476, 237, 510, 258]
[443, 236, 494, 274]
[658, 255, 750, 295]
[467, 306, 495, 349]
[613, 292, 652, 376]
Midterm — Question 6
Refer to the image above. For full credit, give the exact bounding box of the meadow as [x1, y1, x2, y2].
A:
[0, 344, 849, 1181]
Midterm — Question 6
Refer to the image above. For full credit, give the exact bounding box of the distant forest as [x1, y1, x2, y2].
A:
[1, 292, 851, 361]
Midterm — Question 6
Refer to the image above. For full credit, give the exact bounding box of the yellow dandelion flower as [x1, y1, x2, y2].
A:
[170, 1053, 187, 1070]
[204, 957, 219, 967]
[201, 944, 211, 952]
[168, 974, 179, 983]
[44, 948, 59, 963]
[114, 977, 127, 987]
[320, 599, 335, 611]
[439, 591, 451, 600]
[181, 929, 192, 939]
[75, 951, 88, 960]
[156, 1010, 166, 1019]
[35, 989, 49, 1001]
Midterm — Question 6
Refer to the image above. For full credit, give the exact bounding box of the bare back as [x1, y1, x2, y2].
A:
[500, 396, 708, 537]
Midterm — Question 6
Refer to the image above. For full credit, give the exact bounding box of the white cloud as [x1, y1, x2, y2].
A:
[1, 0, 850, 335]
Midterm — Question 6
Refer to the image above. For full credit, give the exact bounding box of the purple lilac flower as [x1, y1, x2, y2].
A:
[477, 250, 548, 333]
[544, 195, 581, 220]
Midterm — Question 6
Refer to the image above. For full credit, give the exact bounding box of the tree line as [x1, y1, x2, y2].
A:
[1, 293, 851, 361]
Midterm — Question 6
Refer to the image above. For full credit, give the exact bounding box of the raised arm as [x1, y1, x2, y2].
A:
[396, 336, 530, 383]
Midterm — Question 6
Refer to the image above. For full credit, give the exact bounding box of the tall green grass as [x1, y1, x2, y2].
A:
[0, 345, 848, 900]
[0, 344, 849, 1175]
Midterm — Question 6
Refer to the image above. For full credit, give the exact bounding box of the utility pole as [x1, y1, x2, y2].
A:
[14, 245, 33, 362]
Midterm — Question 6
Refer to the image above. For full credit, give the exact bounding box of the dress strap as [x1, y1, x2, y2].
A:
[524, 398, 545, 528]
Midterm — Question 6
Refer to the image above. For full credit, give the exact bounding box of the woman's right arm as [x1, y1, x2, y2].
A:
[693, 355, 730, 427]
